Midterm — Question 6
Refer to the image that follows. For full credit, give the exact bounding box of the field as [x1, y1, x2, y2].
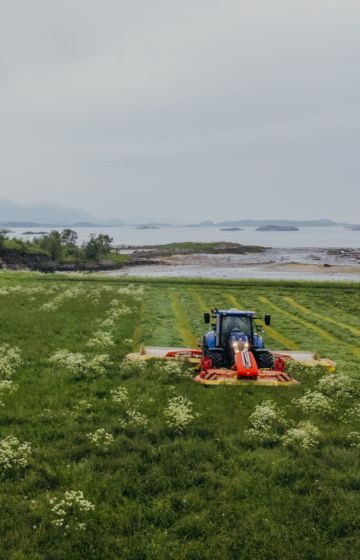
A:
[0, 272, 359, 560]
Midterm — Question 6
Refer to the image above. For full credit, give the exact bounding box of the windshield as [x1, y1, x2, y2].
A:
[221, 315, 252, 336]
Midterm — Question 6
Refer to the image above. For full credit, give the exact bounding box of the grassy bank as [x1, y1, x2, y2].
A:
[0, 272, 359, 559]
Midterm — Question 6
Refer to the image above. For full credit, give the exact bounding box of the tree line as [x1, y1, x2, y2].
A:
[0, 229, 114, 263]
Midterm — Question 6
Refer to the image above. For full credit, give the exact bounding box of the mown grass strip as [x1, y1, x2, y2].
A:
[132, 301, 144, 350]
[169, 290, 198, 347]
[283, 296, 360, 338]
[258, 295, 360, 359]
[191, 291, 209, 312]
[226, 294, 299, 350]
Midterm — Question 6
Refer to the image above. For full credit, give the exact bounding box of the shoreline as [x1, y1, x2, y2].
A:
[103, 249, 360, 281]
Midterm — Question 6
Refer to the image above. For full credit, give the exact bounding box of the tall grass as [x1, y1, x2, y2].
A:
[0, 272, 359, 559]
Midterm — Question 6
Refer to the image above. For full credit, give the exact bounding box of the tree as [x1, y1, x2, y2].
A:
[38, 231, 63, 261]
[84, 234, 113, 260]
[0, 229, 10, 252]
[60, 229, 78, 247]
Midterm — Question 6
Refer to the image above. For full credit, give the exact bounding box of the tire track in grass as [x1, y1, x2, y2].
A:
[226, 294, 299, 350]
[169, 290, 198, 347]
[257, 295, 360, 358]
[284, 296, 360, 338]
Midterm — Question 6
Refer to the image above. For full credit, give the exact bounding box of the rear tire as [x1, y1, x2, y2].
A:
[256, 350, 274, 369]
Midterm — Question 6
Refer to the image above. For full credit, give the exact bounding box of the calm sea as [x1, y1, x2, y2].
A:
[7, 226, 360, 249]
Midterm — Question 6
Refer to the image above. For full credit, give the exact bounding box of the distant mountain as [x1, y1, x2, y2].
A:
[0, 200, 355, 229]
[215, 219, 342, 227]
[0, 199, 96, 226]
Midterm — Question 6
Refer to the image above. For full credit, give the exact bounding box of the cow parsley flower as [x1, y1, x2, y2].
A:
[347, 431, 360, 448]
[49, 350, 111, 378]
[120, 359, 147, 376]
[110, 386, 129, 403]
[86, 331, 114, 348]
[0, 435, 31, 472]
[0, 344, 22, 379]
[317, 374, 355, 399]
[164, 396, 198, 433]
[49, 490, 95, 531]
[281, 421, 320, 450]
[87, 428, 114, 449]
[293, 391, 334, 415]
[119, 407, 148, 428]
[160, 360, 194, 379]
[0, 380, 19, 407]
[341, 403, 360, 424]
[245, 400, 286, 443]
[71, 400, 93, 419]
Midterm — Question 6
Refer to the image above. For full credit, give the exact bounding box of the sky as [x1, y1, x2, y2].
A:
[1, 0, 360, 222]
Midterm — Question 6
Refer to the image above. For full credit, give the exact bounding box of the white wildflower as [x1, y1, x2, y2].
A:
[71, 400, 93, 419]
[120, 359, 147, 376]
[0, 435, 31, 472]
[317, 374, 355, 399]
[99, 317, 115, 328]
[88, 354, 111, 377]
[0, 380, 19, 394]
[0, 344, 22, 379]
[49, 350, 111, 378]
[40, 301, 58, 311]
[293, 391, 334, 415]
[348, 431, 360, 448]
[119, 407, 148, 428]
[40, 287, 86, 312]
[164, 396, 198, 433]
[341, 403, 360, 424]
[160, 360, 194, 379]
[49, 350, 88, 376]
[110, 386, 129, 403]
[86, 331, 114, 348]
[245, 400, 286, 443]
[281, 421, 320, 450]
[49, 490, 95, 531]
[87, 428, 114, 449]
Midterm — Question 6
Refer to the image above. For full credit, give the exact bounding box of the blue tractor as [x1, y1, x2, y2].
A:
[203, 308, 274, 370]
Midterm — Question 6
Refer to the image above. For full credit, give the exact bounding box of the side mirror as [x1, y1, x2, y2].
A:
[264, 314, 271, 326]
[204, 312, 210, 324]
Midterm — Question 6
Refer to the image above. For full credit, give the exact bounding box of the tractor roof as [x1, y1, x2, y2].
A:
[214, 309, 256, 317]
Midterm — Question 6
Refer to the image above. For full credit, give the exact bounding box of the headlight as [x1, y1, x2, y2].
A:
[233, 340, 249, 351]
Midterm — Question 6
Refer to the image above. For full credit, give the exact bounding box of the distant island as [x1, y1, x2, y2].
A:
[136, 225, 160, 230]
[22, 231, 48, 235]
[220, 227, 243, 231]
[256, 225, 299, 232]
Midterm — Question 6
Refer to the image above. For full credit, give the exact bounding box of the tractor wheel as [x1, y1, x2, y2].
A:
[207, 350, 224, 369]
[256, 351, 274, 370]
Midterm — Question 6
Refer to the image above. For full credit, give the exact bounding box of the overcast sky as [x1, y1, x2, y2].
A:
[1, 0, 360, 222]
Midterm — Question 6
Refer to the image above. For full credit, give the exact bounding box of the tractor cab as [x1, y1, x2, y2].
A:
[203, 308, 274, 369]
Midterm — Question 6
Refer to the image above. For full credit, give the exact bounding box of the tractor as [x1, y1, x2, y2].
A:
[126, 306, 336, 386]
[202, 308, 274, 372]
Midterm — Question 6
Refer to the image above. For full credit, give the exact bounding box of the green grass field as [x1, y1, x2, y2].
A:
[0, 272, 359, 560]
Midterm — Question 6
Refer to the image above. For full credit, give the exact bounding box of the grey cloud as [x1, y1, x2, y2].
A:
[1, 1, 360, 221]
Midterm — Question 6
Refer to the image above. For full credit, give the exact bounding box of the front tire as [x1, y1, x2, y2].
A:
[255, 350, 274, 369]
[207, 349, 224, 369]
